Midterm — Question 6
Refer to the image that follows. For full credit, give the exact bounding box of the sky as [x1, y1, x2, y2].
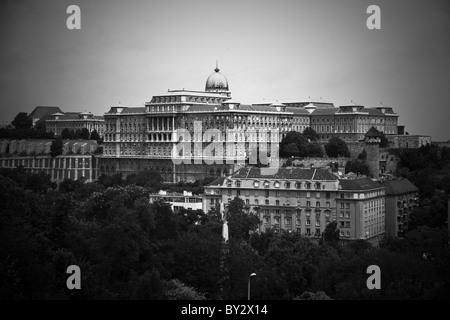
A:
[0, 0, 449, 140]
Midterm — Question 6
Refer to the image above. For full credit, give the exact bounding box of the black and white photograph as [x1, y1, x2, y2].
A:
[0, 0, 449, 307]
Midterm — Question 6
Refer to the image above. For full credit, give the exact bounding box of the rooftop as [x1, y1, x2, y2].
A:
[230, 167, 339, 181]
[29, 106, 62, 119]
[381, 178, 419, 195]
[338, 177, 383, 191]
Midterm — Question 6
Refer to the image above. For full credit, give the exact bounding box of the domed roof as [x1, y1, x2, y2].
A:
[205, 63, 229, 92]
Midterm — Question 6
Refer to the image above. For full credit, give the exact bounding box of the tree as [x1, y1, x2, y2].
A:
[321, 221, 340, 246]
[302, 127, 319, 141]
[380, 132, 389, 148]
[294, 291, 333, 300]
[90, 129, 100, 141]
[306, 142, 324, 157]
[61, 128, 71, 139]
[226, 197, 260, 241]
[73, 129, 82, 140]
[345, 160, 371, 176]
[80, 128, 90, 140]
[50, 138, 63, 157]
[281, 143, 300, 157]
[324, 137, 350, 157]
[163, 279, 206, 300]
[125, 169, 163, 192]
[12, 112, 32, 130]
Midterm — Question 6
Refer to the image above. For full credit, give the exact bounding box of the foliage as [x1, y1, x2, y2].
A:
[320, 221, 340, 246]
[293, 291, 332, 300]
[1, 159, 450, 300]
[163, 279, 206, 300]
[226, 197, 260, 241]
[324, 136, 350, 158]
[280, 129, 324, 158]
[124, 169, 163, 192]
[345, 159, 371, 176]
[12, 112, 32, 130]
[50, 138, 63, 157]
[302, 127, 319, 141]
[80, 128, 90, 140]
[90, 129, 100, 141]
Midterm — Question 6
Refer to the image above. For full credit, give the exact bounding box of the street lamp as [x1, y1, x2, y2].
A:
[248, 273, 256, 300]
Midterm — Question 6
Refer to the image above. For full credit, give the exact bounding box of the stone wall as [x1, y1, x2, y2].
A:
[387, 135, 431, 149]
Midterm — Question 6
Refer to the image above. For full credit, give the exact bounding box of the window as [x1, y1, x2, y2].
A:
[315, 182, 321, 189]
[340, 203, 345, 209]
[228, 189, 232, 196]
[265, 199, 269, 205]
[285, 182, 291, 189]
[316, 201, 320, 207]
[306, 192, 310, 198]
[295, 182, 302, 189]
[274, 181, 280, 188]
[276, 191, 280, 197]
[305, 182, 311, 189]
[245, 199, 249, 205]
[316, 192, 320, 198]
[253, 180, 260, 188]
[345, 211, 350, 218]
[265, 190, 270, 198]
[306, 219, 311, 226]
[236, 190, 240, 196]
[307, 201, 310, 207]
[346, 203, 350, 209]
[227, 180, 232, 187]
[326, 192, 330, 199]
[326, 202, 330, 208]
[264, 181, 270, 188]
[276, 200, 280, 206]
[236, 180, 241, 187]
[210, 198, 214, 204]
[340, 211, 344, 218]
[255, 199, 259, 205]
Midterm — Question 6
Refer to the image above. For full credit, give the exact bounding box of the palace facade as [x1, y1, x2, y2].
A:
[99, 64, 399, 182]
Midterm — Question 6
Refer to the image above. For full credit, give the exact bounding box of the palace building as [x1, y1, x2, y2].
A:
[99, 64, 399, 182]
[45, 111, 105, 137]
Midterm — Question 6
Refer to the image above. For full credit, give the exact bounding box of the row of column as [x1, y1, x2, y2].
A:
[149, 117, 175, 131]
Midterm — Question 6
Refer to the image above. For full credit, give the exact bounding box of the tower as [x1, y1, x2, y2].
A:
[364, 127, 382, 179]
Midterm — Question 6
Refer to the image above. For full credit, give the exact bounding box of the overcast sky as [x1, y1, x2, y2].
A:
[1, 0, 449, 140]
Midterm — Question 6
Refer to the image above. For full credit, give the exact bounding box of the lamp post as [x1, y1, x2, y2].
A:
[247, 273, 256, 300]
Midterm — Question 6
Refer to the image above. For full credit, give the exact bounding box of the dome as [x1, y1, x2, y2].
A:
[205, 63, 229, 92]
